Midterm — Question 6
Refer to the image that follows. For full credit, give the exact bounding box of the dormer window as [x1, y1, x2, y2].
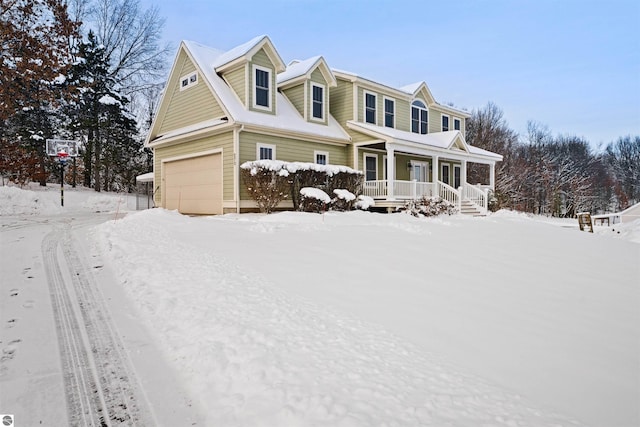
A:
[364, 91, 376, 124]
[253, 65, 271, 110]
[311, 83, 325, 121]
[453, 117, 461, 131]
[411, 100, 428, 134]
[179, 72, 198, 91]
[442, 114, 450, 132]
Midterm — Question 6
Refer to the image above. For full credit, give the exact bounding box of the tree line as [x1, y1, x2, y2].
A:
[466, 102, 639, 216]
[0, 0, 169, 192]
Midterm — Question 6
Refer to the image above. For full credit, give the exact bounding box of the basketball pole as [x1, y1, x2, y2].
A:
[60, 159, 64, 207]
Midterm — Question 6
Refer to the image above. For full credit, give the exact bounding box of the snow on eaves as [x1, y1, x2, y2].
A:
[150, 118, 229, 145]
[399, 81, 424, 94]
[183, 41, 350, 142]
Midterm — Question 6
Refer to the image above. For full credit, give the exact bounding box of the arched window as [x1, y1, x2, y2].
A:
[411, 100, 428, 134]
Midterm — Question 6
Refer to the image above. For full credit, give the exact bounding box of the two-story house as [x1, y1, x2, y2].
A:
[145, 35, 502, 215]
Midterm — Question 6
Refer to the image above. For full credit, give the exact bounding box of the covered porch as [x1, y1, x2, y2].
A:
[347, 122, 502, 215]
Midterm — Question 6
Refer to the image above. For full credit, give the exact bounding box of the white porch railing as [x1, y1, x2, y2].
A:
[362, 179, 489, 214]
[363, 180, 435, 200]
[462, 183, 489, 215]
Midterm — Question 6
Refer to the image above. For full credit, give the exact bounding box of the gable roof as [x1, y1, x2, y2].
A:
[346, 121, 503, 161]
[147, 40, 350, 146]
[277, 56, 337, 88]
[214, 35, 286, 74]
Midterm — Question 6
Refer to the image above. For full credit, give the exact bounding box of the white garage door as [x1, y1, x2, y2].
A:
[163, 153, 222, 215]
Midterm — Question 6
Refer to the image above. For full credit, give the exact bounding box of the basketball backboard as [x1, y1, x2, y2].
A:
[46, 139, 79, 157]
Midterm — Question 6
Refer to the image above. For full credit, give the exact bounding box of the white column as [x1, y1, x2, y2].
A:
[461, 159, 467, 186]
[489, 162, 496, 190]
[432, 155, 439, 197]
[386, 145, 395, 200]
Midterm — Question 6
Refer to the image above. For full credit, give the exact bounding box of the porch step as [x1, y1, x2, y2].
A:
[460, 200, 485, 216]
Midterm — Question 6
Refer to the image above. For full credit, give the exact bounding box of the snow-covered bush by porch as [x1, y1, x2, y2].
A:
[398, 196, 457, 217]
[355, 194, 375, 210]
[332, 188, 356, 211]
[299, 187, 331, 212]
[240, 160, 363, 213]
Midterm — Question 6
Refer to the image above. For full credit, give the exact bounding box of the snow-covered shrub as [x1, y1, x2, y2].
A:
[332, 189, 356, 211]
[240, 161, 290, 213]
[299, 187, 331, 212]
[355, 195, 375, 210]
[397, 196, 457, 217]
[241, 160, 363, 213]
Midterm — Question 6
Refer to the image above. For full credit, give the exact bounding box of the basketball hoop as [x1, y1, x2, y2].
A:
[57, 150, 69, 164]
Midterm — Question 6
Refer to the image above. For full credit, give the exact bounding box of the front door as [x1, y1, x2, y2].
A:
[411, 162, 428, 182]
[441, 163, 450, 185]
[454, 164, 461, 188]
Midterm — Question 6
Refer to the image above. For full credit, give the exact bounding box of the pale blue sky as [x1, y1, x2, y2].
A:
[148, 0, 639, 149]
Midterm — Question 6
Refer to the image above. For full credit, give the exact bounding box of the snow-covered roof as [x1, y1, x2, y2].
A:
[182, 41, 350, 142]
[277, 56, 337, 88]
[277, 56, 321, 84]
[151, 118, 230, 145]
[136, 172, 154, 182]
[347, 121, 503, 161]
[211, 35, 285, 73]
[399, 82, 424, 94]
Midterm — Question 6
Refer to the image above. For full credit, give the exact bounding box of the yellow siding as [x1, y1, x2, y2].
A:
[153, 132, 234, 205]
[395, 98, 410, 132]
[224, 66, 246, 106]
[249, 48, 276, 114]
[158, 51, 223, 134]
[283, 85, 305, 117]
[329, 79, 353, 125]
[238, 132, 348, 200]
[429, 106, 442, 134]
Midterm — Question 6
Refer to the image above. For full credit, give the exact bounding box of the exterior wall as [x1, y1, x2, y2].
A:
[238, 131, 348, 200]
[248, 48, 276, 114]
[158, 51, 223, 134]
[283, 84, 305, 117]
[223, 65, 246, 106]
[330, 79, 353, 125]
[153, 132, 234, 205]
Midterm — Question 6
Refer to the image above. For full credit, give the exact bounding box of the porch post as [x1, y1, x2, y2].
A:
[461, 159, 467, 186]
[489, 162, 496, 190]
[386, 145, 395, 200]
[432, 155, 439, 197]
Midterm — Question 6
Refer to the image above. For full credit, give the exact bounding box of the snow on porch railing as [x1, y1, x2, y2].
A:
[462, 183, 489, 215]
[437, 181, 459, 208]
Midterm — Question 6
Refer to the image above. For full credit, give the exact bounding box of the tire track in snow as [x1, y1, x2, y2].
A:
[43, 221, 154, 426]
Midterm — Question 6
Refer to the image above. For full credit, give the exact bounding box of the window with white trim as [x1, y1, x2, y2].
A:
[311, 83, 324, 120]
[453, 117, 461, 131]
[411, 100, 428, 134]
[384, 97, 395, 128]
[364, 154, 377, 181]
[179, 72, 198, 91]
[314, 150, 328, 165]
[253, 65, 271, 110]
[256, 143, 275, 160]
[364, 91, 376, 124]
[442, 114, 450, 132]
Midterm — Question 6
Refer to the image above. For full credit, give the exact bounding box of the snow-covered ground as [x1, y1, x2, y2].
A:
[1, 184, 639, 426]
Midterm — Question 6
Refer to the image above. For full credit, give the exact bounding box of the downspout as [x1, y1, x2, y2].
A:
[235, 124, 244, 214]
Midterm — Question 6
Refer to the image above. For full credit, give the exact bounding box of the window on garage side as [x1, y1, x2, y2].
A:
[314, 150, 328, 165]
[257, 143, 276, 160]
